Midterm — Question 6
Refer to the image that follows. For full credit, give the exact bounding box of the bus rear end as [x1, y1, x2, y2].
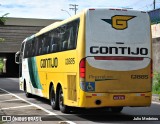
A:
[79, 9, 152, 110]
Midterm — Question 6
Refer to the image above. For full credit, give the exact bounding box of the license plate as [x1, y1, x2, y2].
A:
[113, 95, 125, 100]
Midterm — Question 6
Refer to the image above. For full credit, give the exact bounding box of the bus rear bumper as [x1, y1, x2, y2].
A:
[78, 92, 152, 108]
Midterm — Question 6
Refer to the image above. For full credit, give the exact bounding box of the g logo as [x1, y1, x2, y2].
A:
[102, 15, 135, 30]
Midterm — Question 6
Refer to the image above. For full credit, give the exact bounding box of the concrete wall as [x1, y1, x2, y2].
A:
[153, 38, 160, 72]
[152, 23, 160, 72]
[152, 24, 160, 38]
[0, 17, 61, 53]
[0, 25, 43, 52]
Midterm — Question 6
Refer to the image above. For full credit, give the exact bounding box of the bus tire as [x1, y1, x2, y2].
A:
[50, 85, 59, 110]
[111, 107, 123, 113]
[24, 81, 32, 98]
[59, 87, 70, 113]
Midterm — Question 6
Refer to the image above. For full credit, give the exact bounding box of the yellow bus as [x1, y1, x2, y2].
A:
[15, 8, 152, 113]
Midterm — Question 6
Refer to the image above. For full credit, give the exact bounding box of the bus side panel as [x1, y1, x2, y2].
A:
[36, 50, 79, 106]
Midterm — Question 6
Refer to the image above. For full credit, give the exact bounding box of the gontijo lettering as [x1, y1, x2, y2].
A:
[40, 57, 58, 68]
[90, 46, 148, 55]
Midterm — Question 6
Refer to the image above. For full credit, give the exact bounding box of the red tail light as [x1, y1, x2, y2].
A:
[80, 58, 86, 78]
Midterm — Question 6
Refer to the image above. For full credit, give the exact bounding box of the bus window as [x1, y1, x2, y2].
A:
[35, 38, 39, 56]
[49, 29, 59, 53]
[67, 19, 79, 50]
[24, 41, 30, 58]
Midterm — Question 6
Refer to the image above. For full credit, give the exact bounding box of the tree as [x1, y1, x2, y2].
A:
[0, 13, 9, 42]
[0, 13, 9, 25]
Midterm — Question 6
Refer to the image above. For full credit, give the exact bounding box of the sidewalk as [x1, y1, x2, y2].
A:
[152, 94, 160, 102]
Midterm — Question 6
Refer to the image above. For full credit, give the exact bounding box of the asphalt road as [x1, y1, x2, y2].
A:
[0, 78, 160, 124]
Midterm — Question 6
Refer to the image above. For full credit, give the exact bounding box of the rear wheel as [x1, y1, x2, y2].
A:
[110, 107, 123, 113]
[50, 85, 59, 110]
[59, 87, 70, 113]
[24, 81, 32, 98]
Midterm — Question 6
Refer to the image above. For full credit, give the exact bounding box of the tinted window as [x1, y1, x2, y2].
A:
[24, 39, 35, 58]
[24, 19, 79, 58]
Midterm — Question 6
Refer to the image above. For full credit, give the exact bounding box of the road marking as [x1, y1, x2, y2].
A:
[1, 105, 32, 110]
[0, 94, 12, 97]
[0, 99, 20, 103]
[152, 101, 160, 105]
[0, 88, 76, 124]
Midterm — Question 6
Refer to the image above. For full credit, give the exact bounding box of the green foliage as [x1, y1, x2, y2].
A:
[153, 72, 160, 94]
[0, 58, 4, 73]
[0, 58, 4, 66]
[0, 13, 9, 25]
[0, 13, 8, 43]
